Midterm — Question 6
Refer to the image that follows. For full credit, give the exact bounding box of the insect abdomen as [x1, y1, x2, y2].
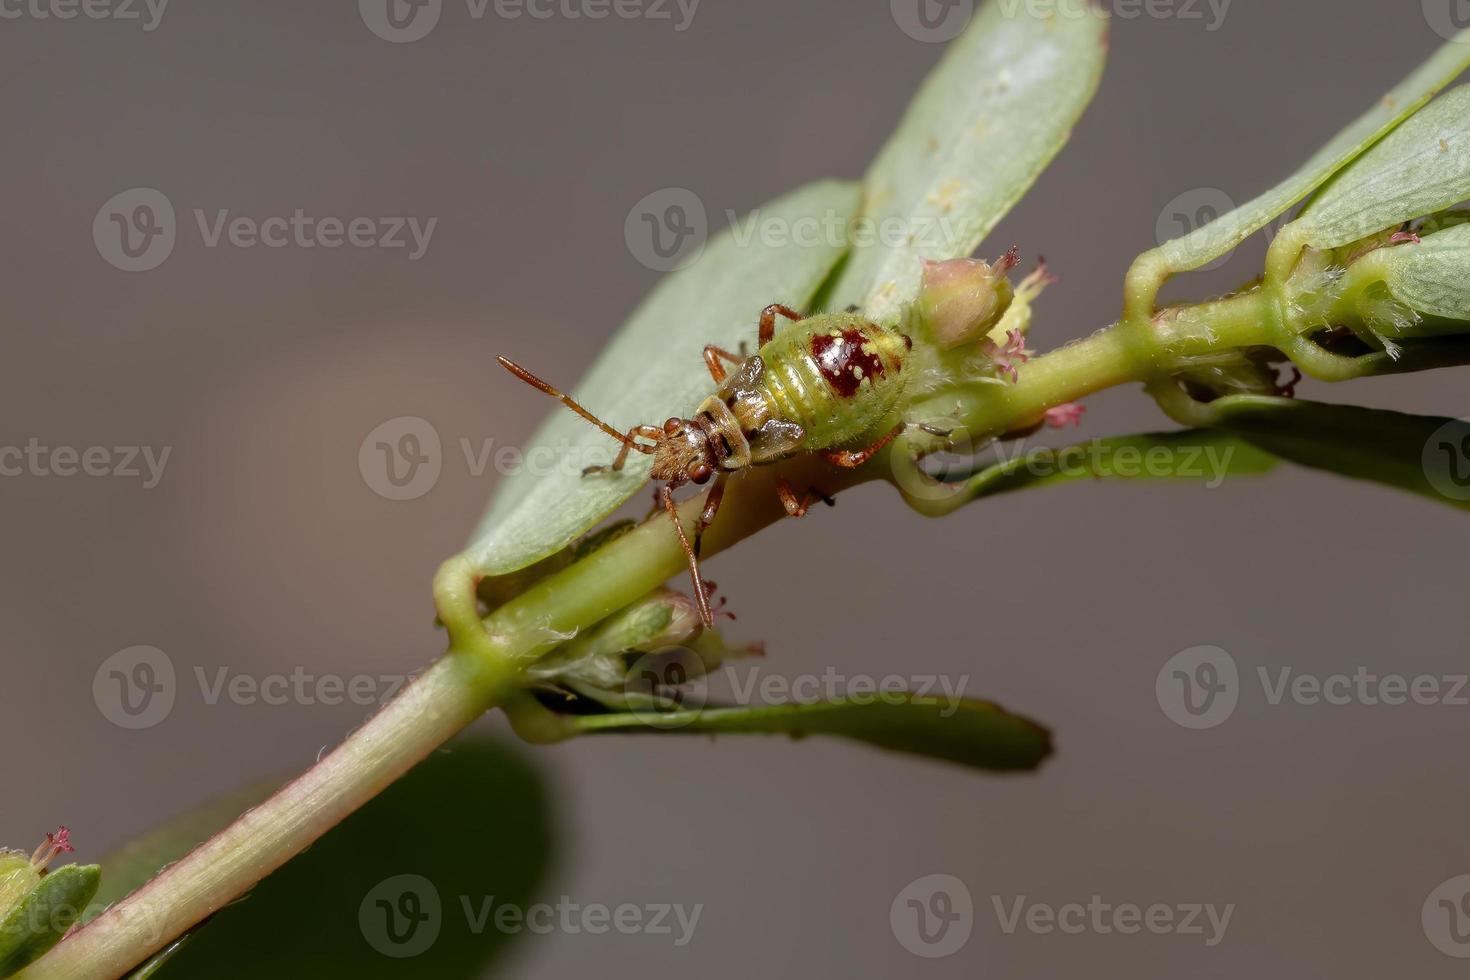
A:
[759, 313, 909, 448]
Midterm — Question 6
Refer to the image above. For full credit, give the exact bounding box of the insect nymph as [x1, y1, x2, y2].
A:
[498, 304, 919, 626]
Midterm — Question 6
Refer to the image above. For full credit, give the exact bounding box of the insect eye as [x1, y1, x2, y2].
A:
[689, 463, 712, 484]
[664, 417, 682, 434]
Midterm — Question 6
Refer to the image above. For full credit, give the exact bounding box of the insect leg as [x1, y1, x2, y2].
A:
[775, 478, 836, 518]
[583, 424, 664, 475]
[693, 472, 727, 557]
[661, 484, 714, 627]
[702, 345, 744, 383]
[823, 422, 906, 468]
[758, 303, 806, 345]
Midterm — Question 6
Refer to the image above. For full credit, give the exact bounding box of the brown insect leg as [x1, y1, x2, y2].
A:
[661, 485, 714, 628]
[775, 478, 836, 518]
[824, 422, 905, 468]
[758, 303, 806, 346]
[702, 345, 744, 383]
[583, 424, 664, 475]
[693, 472, 727, 557]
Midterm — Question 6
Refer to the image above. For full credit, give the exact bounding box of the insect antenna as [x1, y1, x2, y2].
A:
[496, 355, 653, 455]
[660, 485, 714, 628]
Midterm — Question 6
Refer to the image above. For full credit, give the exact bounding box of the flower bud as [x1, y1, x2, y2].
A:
[917, 251, 1017, 350]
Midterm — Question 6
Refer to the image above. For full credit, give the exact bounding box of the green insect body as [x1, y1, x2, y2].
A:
[497, 304, 918, 628]
[691, 312, 913, 474]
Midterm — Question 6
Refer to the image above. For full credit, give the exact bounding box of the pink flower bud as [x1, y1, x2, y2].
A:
[918, 250, 1018, 350]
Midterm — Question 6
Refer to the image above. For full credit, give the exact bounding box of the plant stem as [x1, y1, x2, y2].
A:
[18, 650, 516, 980]
[20, 301, 1282, 980]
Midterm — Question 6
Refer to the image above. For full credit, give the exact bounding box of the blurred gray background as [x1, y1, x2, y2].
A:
[3, 1, 1469, 977]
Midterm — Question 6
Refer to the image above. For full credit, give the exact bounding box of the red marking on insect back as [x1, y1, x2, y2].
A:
[811, 328, 885, 399]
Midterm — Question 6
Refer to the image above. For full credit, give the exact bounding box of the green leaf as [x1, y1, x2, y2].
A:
[1381, 223, 1470, 322]
[468, 180, 859, 576]
[91, 735, 554, 979]
[897, 430, 1278, 516]
[1205, 395, 1470, 511]
[1148, 31, 1470, 278]
[566, 694, 1052, 772]
[828, 0, 1108, 323]
[0, 865, 102, 977]
[1293, 86, 1470, 250]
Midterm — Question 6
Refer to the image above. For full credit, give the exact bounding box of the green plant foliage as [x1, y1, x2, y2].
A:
[0, 866, 101, 977]
[95, 736, 554, 979]
[468, 180, 859, 576]
[1205, 395, 1470, 512]
[564, 694, 1052, 772]
[828, 0, 1108, 323]
[1294, 86, 1470, 250]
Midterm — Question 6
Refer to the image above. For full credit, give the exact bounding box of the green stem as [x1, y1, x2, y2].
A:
[20, 297, 1285, 980]
[17, 650, 517, 980]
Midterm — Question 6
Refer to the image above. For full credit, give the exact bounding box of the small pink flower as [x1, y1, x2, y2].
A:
[982, 329, 1032, 383]
[30, 827, 75, 870]
[1044, 403, 1086, 428]
[1390, 230, 1422, 245]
